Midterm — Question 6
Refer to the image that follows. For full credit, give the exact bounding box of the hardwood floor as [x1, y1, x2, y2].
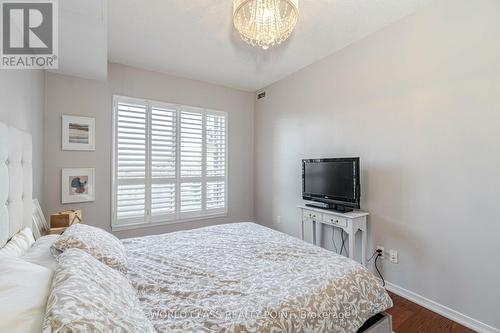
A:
[387, 292, 476, 333]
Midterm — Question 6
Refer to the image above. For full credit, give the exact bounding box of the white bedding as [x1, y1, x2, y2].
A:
[0, 233, 57, 333]
[123, 222, 393, 333]
[0, 227, 35, 258]
[22, 234, 59, 271]
[0, 257, 53, 333]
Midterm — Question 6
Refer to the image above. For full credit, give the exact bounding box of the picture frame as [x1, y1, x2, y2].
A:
[61, 168, 95, 204]
[62, 115, 95, 151]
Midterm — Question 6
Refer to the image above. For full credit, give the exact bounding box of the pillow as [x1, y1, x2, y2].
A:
[51, 224, 127, 273]
[42, 248, 155, 333]
[22, 235, 60, 271]
[0, 227, 35, 258]
[0, 257, 53, 333]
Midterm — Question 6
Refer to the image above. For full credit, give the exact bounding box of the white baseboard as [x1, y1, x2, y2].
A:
[385, 282, 499, 333]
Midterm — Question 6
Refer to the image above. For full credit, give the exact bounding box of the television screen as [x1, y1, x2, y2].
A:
[304, 161, 355, 200]
[302, 158, 360, 208]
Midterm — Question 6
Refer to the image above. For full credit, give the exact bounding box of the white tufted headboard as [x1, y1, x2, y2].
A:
[0, 121, 33, 248]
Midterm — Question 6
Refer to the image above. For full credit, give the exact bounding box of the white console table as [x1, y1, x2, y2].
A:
[298, 205, 369, 266]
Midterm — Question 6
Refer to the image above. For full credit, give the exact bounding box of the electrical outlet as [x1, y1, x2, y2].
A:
[276, 216, 281, 224]
[389, 249, 398, 263]
[376, 246, 385, 259]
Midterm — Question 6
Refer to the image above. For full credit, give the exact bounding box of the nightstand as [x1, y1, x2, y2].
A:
[48, 209, 82, 235]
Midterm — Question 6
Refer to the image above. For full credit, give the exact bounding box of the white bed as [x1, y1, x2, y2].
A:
[124, 222, 393, 332]
[0, 121, 393, 333]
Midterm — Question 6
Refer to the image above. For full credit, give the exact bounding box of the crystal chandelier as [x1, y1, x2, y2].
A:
[233, 0, 299, 50]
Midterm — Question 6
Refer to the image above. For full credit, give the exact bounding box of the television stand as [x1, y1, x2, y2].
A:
[298, 205, 369, 266]
[305, 203, 354, 213]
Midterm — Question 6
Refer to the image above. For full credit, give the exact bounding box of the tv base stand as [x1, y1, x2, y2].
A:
[305, 203, 354, 213]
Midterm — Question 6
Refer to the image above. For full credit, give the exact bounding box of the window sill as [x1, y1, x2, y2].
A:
[111, 212, 228, 232]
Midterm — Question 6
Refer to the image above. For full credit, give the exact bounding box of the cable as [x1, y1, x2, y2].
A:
[367, 249, 385, 286]
[367, 250, 379, 263]
[340, 230, 345, 255]
[340, 230, 348, 256]
[374, 254, 385, 287]
[343, 231, 348, 256]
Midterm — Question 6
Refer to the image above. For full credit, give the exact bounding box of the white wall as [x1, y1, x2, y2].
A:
[255, 0, 500, 330]
[0, 71, 45, 203]
[44, 63, 255, 238]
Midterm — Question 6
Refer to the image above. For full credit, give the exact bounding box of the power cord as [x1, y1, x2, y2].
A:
[374, 254, 385, 287]
[339, 230, 344, 255]
[366, 249, 380, 262]
[339, 230, 348, 256]
[368, 249, 385, 287]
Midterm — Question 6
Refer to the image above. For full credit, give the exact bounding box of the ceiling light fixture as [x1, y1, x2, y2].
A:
[233, 0, 299, 50]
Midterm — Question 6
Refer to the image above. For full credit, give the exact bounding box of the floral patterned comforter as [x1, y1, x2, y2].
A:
[123, 222, 392, 333]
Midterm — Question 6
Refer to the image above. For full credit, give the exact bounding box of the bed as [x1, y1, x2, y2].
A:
[0, 121, 393, 333]
[124, 222, 392, 332]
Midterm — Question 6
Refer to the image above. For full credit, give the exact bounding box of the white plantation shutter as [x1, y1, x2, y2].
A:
[206, 114, 225, 177]
[151, 105, 176, 179]
[114, 100, 147, 223]
[207, 181, 225, 210]
[180, 182, 202, 212]
[179, 109, 203, 217]
[112, 96, 227, 229]
[180, 110, 203, 178]
[205, 113, 226, 213]
[150, 104, 177, 220]
[151, 183, 175, 216]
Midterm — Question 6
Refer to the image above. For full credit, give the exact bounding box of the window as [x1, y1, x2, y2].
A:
[112, 96, 227, 229]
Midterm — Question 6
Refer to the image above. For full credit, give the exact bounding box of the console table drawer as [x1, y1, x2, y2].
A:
[323, 215, 348, 228]
[303, 210, 322, 222]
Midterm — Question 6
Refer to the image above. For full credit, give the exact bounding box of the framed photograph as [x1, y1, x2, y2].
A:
[62, 115, 95, 151]
[61, 168, 95, 204]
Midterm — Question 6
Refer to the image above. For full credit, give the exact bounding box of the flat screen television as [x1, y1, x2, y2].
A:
[302, 157, 360, 212]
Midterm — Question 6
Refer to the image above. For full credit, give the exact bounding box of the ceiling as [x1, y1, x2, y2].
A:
[108, 0, 434, 92]
[53, 1, 434, 90]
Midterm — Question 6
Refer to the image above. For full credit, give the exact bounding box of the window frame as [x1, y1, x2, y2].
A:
[111, 95, 228, 231]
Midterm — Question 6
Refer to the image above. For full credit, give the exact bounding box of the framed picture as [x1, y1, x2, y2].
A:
[62, 115, 95, 151]
[61, 168, 95, 204]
